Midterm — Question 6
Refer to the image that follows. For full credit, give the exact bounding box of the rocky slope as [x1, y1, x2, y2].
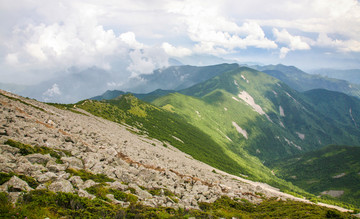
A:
[0, 89, 352, 213]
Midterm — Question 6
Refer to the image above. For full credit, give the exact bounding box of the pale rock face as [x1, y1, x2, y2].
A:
[109, 181, 128, 191]
[36, 172, 58, 183]
[61, 157, 84, 169]
[81, 180, 97, 190]
[78, 189, 96, 200]
[0, 176, 33, 192]
[25, 153, 53, 165]
[48, 179, 75, 193]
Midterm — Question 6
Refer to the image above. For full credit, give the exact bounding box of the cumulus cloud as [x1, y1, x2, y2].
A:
[273, 28, 310, 58]
[162, 42, 192, 57]
[316, 33, 360, 52]
[127, 46, 169, 77]
[120, 32, 144, 49]
[1, 0, 360, 85]
[167, 0, 277, 55]
[42, 83, 61, 101]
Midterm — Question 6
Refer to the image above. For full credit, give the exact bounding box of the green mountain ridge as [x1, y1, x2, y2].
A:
[253, 64, 360, 98]
[78, 65, 360, 208]
[154, 67, 360, 161]
[270, 145, 360, 207]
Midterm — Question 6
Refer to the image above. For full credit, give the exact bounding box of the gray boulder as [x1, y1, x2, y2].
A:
[0, 176, 33, 192]
[25, 153, 53, 164]
[48, 179, 74, 193]
[61, 157, 84, 169]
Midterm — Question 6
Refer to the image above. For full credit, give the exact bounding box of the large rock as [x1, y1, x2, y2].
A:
[78, 189, 96, 200]
[25, 153, 53, 164]
[69, 176, 84, 188]
[48, 179, 75, 193]
[0, 176, 33, 192]
[46, 160, 67, 172]
[128, 183, 152, 200]
[80, 180, 97, 190]
[36, 172, 58, 183]
[109, 181, 128, 191]
[0, 144, 20, 155]
[61, 157, 84, 169]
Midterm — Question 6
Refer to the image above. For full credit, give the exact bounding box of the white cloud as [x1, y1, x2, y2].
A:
[5, 53, 19, 65]
[162, 42, 192, 57]
[120, 32, 144, 49]
[1, 0, 360, 85]
[43, 83, 61, 98]
[273, 28, 310, 58]
[279, 47, 290, 59]
[127, 46, 169, 77]
[316, 33, 360, 52]
[167, 0, 277, 55]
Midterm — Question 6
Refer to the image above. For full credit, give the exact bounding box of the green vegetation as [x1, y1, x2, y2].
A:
[0, 172, 39, 189]
[75, 67, 360, 209]
[65, 168, 115, 183]
[151, 66, 360, 208]
[4, 139, 70, 163]
[75, 95, 248, 176]
[85, 184, 138, 204]
[46, 102, 88, 115]
[0, 92, 45, 112]
[0, 190, 356, 218]
[270, 145, 360, 208]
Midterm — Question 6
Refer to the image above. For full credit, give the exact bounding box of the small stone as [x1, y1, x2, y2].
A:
[78, 189, 96, 199]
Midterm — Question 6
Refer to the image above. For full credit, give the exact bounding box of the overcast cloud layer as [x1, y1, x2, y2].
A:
[1, 0, 360, 85]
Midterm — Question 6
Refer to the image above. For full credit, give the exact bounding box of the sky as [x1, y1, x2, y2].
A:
[1, 0, 360, 85]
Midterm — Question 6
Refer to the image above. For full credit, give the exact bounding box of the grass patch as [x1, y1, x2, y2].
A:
[0, 190, 356, 218]
[65, 168, 115, 183]
[0, 172, 39, 189]
[4, 139, 70, 164]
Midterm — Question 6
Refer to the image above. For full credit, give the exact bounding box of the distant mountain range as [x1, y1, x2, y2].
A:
[253, 64, 360, 98]
[1, 63, 360, 104]
[311, 68, 360, 85]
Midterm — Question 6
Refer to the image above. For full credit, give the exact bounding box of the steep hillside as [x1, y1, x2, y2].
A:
[75, 94, 247, 176]
[270, 145, 360, 207]
[304, 89, 360, 129]
[153, 67, 360, 163]
[253, 64, 360, 98]
[2, 90, 356, 217]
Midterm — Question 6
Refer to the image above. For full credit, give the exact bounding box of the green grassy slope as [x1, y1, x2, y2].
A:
[304, 89, 360, 129]
[72, 93, 308, 194]
[151, 66, 360, 208]
[154, 67, 360, 162]
[75, 95, 249, 175]
[269, 145, 360, 207]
